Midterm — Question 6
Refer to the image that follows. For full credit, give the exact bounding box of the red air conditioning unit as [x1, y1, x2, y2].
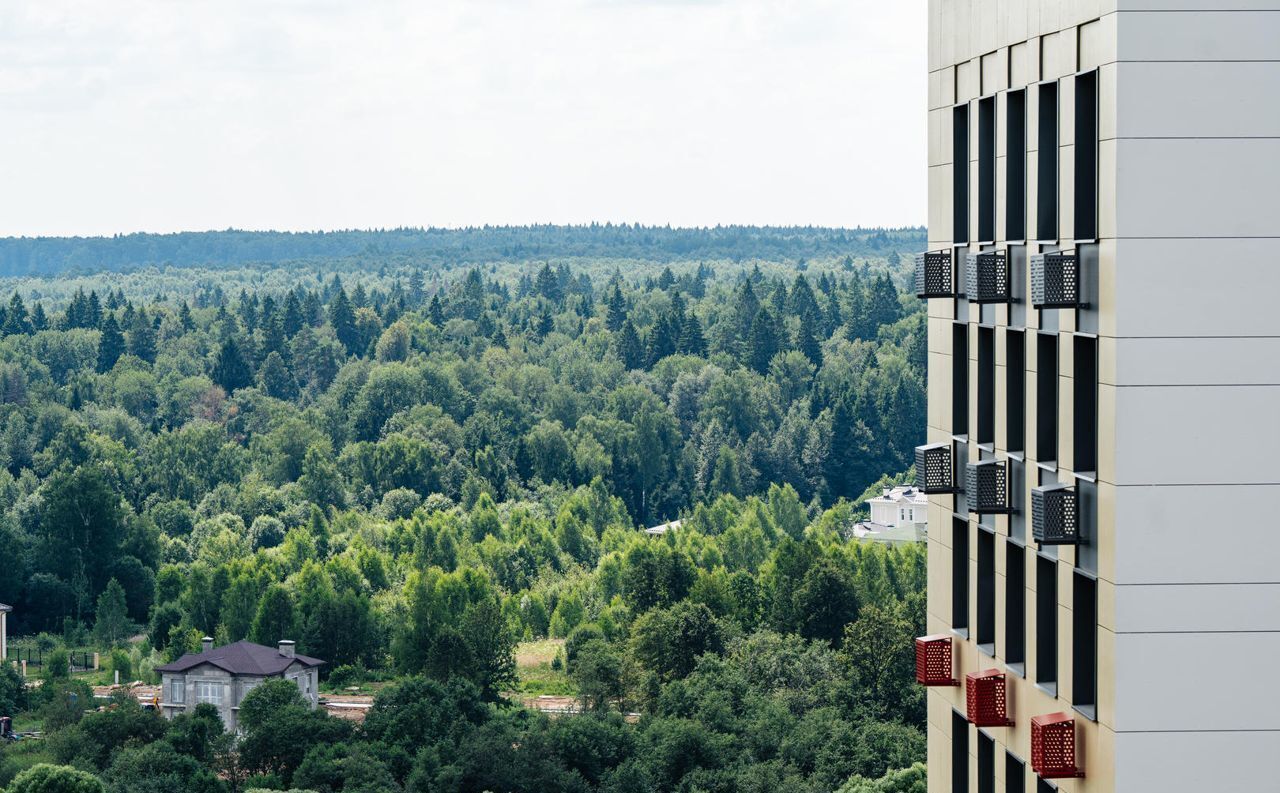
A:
[914, 634, 959, 686]
[966, 669, 1013, 727]
[1031, 712, 1085, 779]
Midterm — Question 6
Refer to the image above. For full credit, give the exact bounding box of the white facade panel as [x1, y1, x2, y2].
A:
[1111, 239, 1280, 338]
[1115, 632, 1280, 731]
[1115, 138, 1280, 238]
[1113, 484, 1280, 585]
[1115, 583, 1280, 633]
[1113, 337, 1280, 386]
[1113, 386, 1280, 485]
[1114, 731, 1279, 793]
[1117, 10, 1280, 62]
[1117, 61, 1280, 139]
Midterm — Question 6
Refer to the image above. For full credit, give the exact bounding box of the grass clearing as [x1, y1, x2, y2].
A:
[514, 639, 576, 697]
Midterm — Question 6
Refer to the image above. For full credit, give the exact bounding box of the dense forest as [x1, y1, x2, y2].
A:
[0, 226, 925, 276]
[0, 235, 928, 793]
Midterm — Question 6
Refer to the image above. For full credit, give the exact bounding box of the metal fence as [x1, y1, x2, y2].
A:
[5, 646, 95, 671]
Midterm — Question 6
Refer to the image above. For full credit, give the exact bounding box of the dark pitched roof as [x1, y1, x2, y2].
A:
[154, 640, 323, 675]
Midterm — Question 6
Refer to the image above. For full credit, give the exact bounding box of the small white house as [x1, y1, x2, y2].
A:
[645, 519, 682, 536]
[853, 485, 928, 544]
[154, 639, 323, 732]
[865, 485, 928, 528]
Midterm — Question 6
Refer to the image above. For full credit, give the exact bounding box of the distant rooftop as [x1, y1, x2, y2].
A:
[155, 640, 322, 676]
[645, 519, 682, 536]
[0, 603, 11, 613]
[864, 484, 928, 507]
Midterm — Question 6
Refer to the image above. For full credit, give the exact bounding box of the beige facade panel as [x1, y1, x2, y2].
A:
[1118, 62, 1280, 139]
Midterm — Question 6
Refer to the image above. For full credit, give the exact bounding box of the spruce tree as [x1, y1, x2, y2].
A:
[747, 309, 779, 374]
[211, 335, 253, 392]
[617, 320, 644, 370]
[127, 311, 157, 363]
[797, 310, 823, 367]
[328, 290, 359, 355]
[605, 285, 627, 332]
[96, 315, 125, 373]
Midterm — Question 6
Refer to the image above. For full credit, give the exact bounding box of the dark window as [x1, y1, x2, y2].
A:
[1005, 540, 1026, 666]
[1006, 330, 1026, 452]
[1073, 336, 1098, 474]
[977, 528, 995, 648]
[1007, 89, 1027, 241]
[1074, 70, 1099, 241]
[1007, 753, 1026, 793]
[1073, 572, 1098, 712]
[954, 323, 970, 436]
[955, 104, 970, 244]
[977, 327, 995, 445]
[1038, 780, 1057, 793]
[978, 97, 996, 242]
[1036, 82, 1059, 241]
[978, 732, 995, 793]
[1036, 333, 1058, 463]
[953, 711, 970, 793]
[953, 517, 970, 632]
[1036, 555, 1058, 687]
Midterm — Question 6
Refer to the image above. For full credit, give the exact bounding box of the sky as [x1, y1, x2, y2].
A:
[0, 1, 927, 237]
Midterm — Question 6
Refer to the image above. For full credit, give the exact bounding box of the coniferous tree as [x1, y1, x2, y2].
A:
[211, 336, 253, 393]
[281, 291, 304, 336]
[678, 311, 707, 357]
[328, 290, 359, 355]
[30, 302, 48, 331]
[127, 311, 157, 363]
[428, 294, 445, 326]
[617, 320, 644, 370]
[747, 309, 780, 374]
[3, 294, 30, 336]
[797, 310, 823, 367]
[96, 315, 125, 373]
[605, 284, 627, 332]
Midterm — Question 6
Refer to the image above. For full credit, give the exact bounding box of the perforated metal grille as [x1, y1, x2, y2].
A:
[966, 460, 1009, 514]
[965, 251, 1010, 303]
[915, 444, 954, 493]
[915, 635, 957, 686]
[1031, 713, 1083, 779]
[1030, 252, 1079, 308]
[966, 669, 1013, 727]
[1031, 484, 1079, 544]
[914, 251, 954, 298]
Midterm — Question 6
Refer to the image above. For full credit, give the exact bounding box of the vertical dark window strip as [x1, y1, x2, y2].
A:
[1038, 780, 1057, 793]
[1073, 572, 1098, 711]
[978, 96, 996, 242]
[1036, 333, 1057, 463]
[953, 517, 970, 632]
[953, 323, 970, 436]
[1007, 90, 1027, 241]
[955, 104, 971, 244]
[953, 711, 970, 793]
[1074, 70, 1099, 241]
[1005, 540, 1026, 666]
[977, 529, 996, 647]
[1036, 82, 1059, 241]
[977, 327, 995, 444]
[1007, 753, 1026, 793]
[978, 732, 995, 793]
[1073, 336, 1098, 473]
[1006, 330, 1026, 452]
[1036, 555, 1058, 686]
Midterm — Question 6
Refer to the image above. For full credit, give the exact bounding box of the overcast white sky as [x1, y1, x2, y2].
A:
[0, 1, 926, 237]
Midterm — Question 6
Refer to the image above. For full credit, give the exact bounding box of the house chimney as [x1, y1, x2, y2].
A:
[201, 636, 214, 653]
[883, 487, 892, 497]
[278, 640, 295, 658]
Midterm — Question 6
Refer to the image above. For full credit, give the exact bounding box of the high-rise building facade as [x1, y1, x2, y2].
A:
[917, 3, 1280, 792]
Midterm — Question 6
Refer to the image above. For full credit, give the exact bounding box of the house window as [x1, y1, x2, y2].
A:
[1007, 753, 1026, 793]
[977, 327, 995, 445]
[1074, 70, 1099, 241]
[196, 682, 224, 706]
[1073, 571, 1098, 714]
[978, 731, 995, 793]
[1036, 333, 1058, 463]
[168, 679, 185, 704]
[1005, 540, 1027, 668]
[1038, 780, 1057, 793]
[955, 103, 971, 244]
[953, 517, 970, 632]
[953, 323, 969, 436]
[1036, 555, 1058, 689]
[977, 528, 995, 650]
[978, 96, 996, 242]
[1006, 330, 1026, 453]
[1007, 89, 1027, 241]
[1073, 336, 1098, 474]
[1036, 81, 1059, 241]
[953, 711, 970, 793]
